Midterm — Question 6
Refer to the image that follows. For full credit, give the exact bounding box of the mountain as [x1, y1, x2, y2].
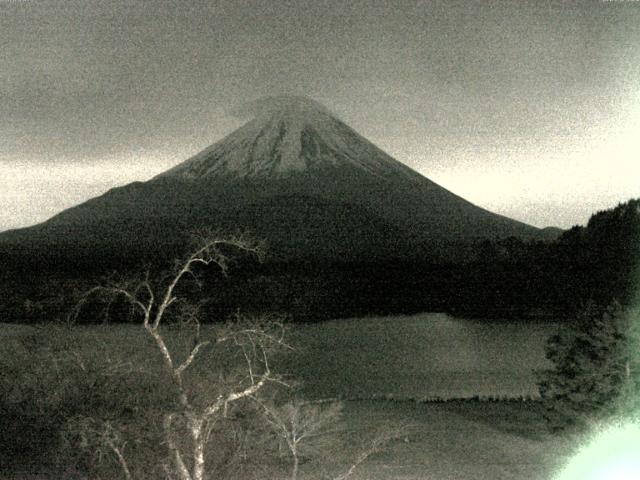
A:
[0, 96, 558, 267]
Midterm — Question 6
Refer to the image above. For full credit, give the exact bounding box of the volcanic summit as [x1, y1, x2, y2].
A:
[159, 96, 421, 181]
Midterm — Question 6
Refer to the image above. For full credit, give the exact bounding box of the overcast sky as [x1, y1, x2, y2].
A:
[1, 0, 639, 231]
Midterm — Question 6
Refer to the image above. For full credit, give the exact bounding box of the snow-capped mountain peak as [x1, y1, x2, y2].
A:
[160, 95, 419, 181]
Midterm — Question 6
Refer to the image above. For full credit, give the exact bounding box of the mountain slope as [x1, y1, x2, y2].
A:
[0, 96, 557, 265]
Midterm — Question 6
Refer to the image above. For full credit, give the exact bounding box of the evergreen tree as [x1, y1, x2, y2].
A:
[538, 302, 640, 430]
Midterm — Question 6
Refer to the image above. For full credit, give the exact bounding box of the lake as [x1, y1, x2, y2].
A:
[284, 312, 559, 400]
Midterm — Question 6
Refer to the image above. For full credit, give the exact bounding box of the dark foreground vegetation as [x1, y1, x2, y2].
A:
[1, 198, 638, 324]
[538, 302, 640, 431]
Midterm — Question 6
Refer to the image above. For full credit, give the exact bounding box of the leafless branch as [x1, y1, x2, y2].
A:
[333, 424, 412, 480]
[176, 341, 211, 376]
[67, 417, 134, 480]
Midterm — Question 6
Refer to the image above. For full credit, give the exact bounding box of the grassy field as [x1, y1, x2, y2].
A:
[1, 315, 579, 479]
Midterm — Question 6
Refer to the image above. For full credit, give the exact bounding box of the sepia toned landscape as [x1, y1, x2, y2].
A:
[1, 1, 639, 479]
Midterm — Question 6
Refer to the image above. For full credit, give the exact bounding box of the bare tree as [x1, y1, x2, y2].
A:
[71, 233, 290, 480]
[331, 424, 409, 480]
[67, 233, 412, 480]
[257, 399, 344, 480]
[65, 417, 133, 480]
[256, 397, 411, 480]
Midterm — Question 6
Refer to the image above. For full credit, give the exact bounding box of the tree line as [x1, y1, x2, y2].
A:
[1, 198, 638, 324]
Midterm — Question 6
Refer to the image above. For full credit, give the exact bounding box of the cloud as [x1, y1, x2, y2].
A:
[226, 95, 331, 120]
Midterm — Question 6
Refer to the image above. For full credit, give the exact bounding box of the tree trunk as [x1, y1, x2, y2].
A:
[191, 418, 206, 480]
[164, 414, 192, 480]
[291, 450, 299, 480]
